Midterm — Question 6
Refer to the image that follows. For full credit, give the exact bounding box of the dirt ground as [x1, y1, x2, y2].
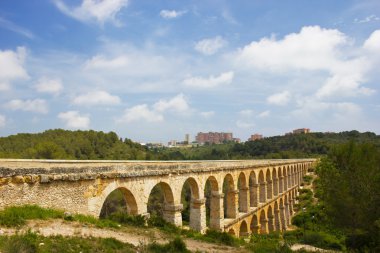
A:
[0, 220, 246, 253]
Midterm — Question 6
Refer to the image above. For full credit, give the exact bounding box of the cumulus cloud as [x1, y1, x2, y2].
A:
[235, 26, 377, 99]
[54, 0, 128, 25]
[160, 10, 186, 19]
[5, 99, 48, 114]
[72, 90, 121, 106]
[195, 36, 227, 55]
[84, 55, 128, 69]
[34, 77, 63, 95]
[183, 71, 234, 88]
[120, 94, 190, 123]
[0, 47, 28, 90]
[0, 115, 5, 128]
[258, 110, 270, 118]
[363, 30, 380, 53]
[267, 91, 291, 106]
[121, 104, 163, 123]
[58, 111, 90, 129]
[200, 111, 215, 118]
[153, 93, 189, 112]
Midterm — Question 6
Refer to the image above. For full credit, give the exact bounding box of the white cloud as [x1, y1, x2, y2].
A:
[160, 10, 186, 19]
[0, 17, 35, 39]
[5, 99, 48, 114]
[153, 93, 189, 112]
[363, 30, 380, 53]
[267, 91, 291, 106]
[84, 55, 128, 69]
[121, 104, 163, 123]
[0, 47, 28, 90]
[183, 71, 234, 88]
[58, 111, 90, 129]
[34, 77, 63, 95]
[200, 111, 215, 118]
[354, 15, 380, 24]
[258, 110, 270, 118]
[73, 90, 121, 106]
[195, 36, 227, 55]
[239, 109, 254, 117]
[54, 0, 128, 25]
[0, 115, 5, 128]
[235, 26, 376, 99]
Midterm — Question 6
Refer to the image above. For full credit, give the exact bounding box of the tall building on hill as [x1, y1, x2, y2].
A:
[196, 132, 233, 144]
[293, 128, 310, 134]
[248, 134, 263, 141]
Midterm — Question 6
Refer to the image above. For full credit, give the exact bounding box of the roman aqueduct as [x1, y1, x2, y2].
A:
[0, 159, 316, 237]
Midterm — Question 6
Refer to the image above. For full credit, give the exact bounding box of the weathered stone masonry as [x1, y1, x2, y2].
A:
[0, 159, 316, 237]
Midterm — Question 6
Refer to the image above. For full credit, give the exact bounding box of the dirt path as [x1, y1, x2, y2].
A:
[291, 243, 339, 252]
[0, 220, 246, 253]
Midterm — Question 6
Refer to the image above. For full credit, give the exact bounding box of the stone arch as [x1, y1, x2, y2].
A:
[258, 170, 266, 203]
[266, 169, 273, 199]
[228, 228, 236, 236]
[249, 171, 258, 207]
[250, 214, 259, 233]
[147, 182, 177, 225]
[99, 187, 138, 218]
[277, 168, 283, 194]
[238, 172, 249, 213]
[239, 220, 249, 237]
[181, 177, 202, 230]
[204, 176, 221, 230]
[282, 167, 288, 191]
[292, 166, 296, 187]
[267, 205, 274, 232]
[274, 201, 281, 231]
[259, 209, 267, 234]
[272, 168, 278, 196]
[223, 174, 237, 218]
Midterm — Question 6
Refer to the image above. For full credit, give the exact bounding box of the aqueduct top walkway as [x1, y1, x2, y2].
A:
[0, 159, 316, 237]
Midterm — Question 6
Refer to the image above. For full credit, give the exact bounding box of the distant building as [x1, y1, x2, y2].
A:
[145, 143, 163, 149]
[248, 134, 263, 141]
[293, 128, 310, 134]
[185, 134, 190, 144]
[168, 140, 177, 147]
[196, 132, 233, 144]
[233, 138, 241, 143]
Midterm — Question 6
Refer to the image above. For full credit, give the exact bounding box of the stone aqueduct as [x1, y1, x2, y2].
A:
[0, 159, 316, 237]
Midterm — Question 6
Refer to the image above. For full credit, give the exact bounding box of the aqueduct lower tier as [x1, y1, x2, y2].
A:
[0, 159, 316, 237]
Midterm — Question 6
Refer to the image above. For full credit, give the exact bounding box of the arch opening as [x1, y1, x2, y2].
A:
[181, 177, 200, 225]
[250, 214, 259, 234]
[249, 172, 258, 207]
[99, 187, 138, 219]
[238, 172, 248, 213]
[223, 174, 236, 218]
[147, 182, 174, 220]
[204, 176, 219, 229]
[259, 210, 267, 234]
[239, 220, 249, 237]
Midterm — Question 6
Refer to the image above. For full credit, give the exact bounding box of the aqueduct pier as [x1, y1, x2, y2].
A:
[0, 159, 316, 237]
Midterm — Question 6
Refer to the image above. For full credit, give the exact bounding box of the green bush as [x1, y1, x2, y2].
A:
[203, 229, 239, 246]
[147, 237, 190, 253]
[0, 205, 64, 227]
[147, 216, 180, 233]
[108, 212, 146, 227]
[302, 231, 343, 250]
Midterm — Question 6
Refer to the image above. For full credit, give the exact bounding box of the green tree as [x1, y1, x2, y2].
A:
[316, 142, 380, 251]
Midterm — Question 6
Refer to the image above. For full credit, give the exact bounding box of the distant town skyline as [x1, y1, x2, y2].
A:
[0, 0, 379, 142]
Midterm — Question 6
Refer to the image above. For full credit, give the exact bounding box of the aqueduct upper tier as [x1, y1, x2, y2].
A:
[0, 159, 316, 236]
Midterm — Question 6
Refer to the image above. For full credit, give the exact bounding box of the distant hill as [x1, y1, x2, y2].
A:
[155, 130, 380, 160]
[0, 129, 149, 160]
[1, 129, 378, 160]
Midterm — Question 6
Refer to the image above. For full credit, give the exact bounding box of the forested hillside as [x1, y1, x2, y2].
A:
[0, 129, 149, 160]
[156, 131, 380, 160]
[1, 129, 379, 160]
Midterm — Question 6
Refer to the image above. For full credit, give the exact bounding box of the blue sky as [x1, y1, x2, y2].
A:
[0, 0, 379, 143]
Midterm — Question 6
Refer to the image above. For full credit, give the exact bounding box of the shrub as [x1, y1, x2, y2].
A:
[108, 212, 146, 227]
[203, 229, 239, 246]
[147, 237, 190, 253]
[0, 205, 64, 227]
